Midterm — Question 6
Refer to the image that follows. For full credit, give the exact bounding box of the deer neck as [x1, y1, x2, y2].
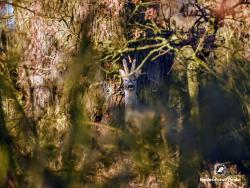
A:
[124, 91, 139, 110]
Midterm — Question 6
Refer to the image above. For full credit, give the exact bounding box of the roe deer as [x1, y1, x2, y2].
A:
[119, 58, 179, 148]
[119, 58, 155, 134]
[119, 58, 140, 111]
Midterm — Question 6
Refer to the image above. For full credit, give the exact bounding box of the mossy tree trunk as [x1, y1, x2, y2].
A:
[187, 59, 200, 123]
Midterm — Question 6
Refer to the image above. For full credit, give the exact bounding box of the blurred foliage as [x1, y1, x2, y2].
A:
[0, 0, 249, 188]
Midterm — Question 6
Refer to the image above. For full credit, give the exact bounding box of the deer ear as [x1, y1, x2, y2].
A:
[119, 69, 125, 77]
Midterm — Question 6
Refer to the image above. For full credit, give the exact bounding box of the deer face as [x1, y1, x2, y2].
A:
[123, 75, 137, 92]
[119, 58, 141, 93]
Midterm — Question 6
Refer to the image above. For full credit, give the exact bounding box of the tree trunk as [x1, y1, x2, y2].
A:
[89, 0, 124, 51]
[187, 59, 200, 123]
[0, 0, 91, 174]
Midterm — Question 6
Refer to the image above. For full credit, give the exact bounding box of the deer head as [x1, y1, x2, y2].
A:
[119, 58, 141, 94]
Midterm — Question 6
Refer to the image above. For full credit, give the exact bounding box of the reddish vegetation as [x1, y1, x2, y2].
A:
[145, 7, 158, 21]
[0, 2, 5, 9]
[131, 0, 141, 4]
[212, 0, 250, 21]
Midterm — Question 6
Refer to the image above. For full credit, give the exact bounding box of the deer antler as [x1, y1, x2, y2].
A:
[131, 59, 136, 72]
[121, 57, 140, 78]
[122, 59, 129, 74]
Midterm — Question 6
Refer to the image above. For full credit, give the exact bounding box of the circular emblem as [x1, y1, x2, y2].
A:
[214, 163, 227, 176]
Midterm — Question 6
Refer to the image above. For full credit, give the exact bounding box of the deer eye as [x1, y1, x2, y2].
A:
[124, 79, 128, 82]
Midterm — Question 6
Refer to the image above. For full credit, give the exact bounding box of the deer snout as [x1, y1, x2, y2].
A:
[127, 83, 135, 91]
